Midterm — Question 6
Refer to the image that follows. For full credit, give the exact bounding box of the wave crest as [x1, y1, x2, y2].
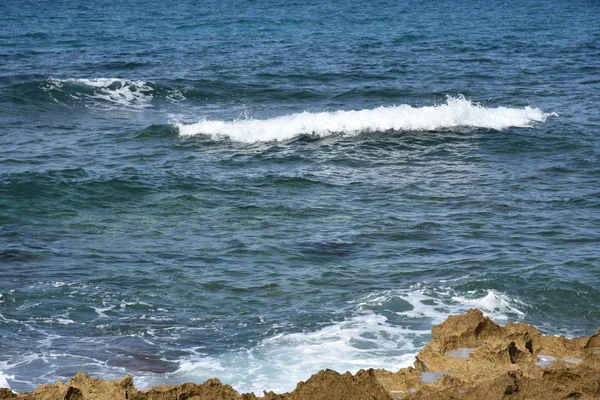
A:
[44, 78, 156, 109]
[4, 78, 187, 110]
[175, 96, 556, 143]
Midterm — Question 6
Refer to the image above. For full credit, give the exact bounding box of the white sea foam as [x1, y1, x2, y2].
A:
[46, 78, 155, 109]
[156, 311, 419, 395]
[0, 371, 14, 390]
[74, 78, 154, 109]
[451, 290, 526, 320]
[91, 305, 116, 318]
[55, 318, 75, 325]
[146, 284, 527, 395]
[175, 96, 557, 142]
[359, 285, 527, 324]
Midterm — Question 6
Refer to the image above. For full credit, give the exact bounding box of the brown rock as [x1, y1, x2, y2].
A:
[430, 308, 502, 351]
[0, 388, 16, 399]
[19, 373, 134, 400]
[584, 328, 600, 354]
[264, 369, 392, 400]
[376, 308, 600, 399]
[136, 378, 255, 400]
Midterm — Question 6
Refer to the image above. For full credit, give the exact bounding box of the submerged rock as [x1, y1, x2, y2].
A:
[5, 309, 600, 400]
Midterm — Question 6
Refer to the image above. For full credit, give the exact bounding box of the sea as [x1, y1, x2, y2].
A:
[1, 0, 599, 394]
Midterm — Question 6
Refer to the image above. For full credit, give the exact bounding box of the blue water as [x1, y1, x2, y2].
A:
[1, 0, 600, 393]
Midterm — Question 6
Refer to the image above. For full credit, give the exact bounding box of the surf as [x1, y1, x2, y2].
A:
[0, 78, 186, 110]
[175, 96, 557, 143]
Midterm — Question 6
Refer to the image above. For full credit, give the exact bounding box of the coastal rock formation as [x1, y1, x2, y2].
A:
[4, 309, 600, 400]
[374, 309, 600, 399]
[261, 369, 392, 400]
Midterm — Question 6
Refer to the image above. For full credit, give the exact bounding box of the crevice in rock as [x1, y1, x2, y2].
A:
[414, 357, 428, 372]
[508, 342, 520, 364]
[64, 387, 83, 400]
[525, 339, 533, 353]
[504, 371, 519, 395]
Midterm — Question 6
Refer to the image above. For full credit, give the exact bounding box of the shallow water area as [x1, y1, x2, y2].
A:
[420, 371, 451, 384]
[535, 355, 556, 368]
[445, 348, 477, 359]
[535, 355, 583, 368]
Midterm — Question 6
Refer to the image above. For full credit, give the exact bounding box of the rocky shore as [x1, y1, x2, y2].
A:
[2, 309, 600, 400]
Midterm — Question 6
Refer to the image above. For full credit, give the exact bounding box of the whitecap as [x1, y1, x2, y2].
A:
[358, 285, 527, 324]
[450, 290, 526, 320]
[175, 96, 557, 142]
[47, 78, 155, 109]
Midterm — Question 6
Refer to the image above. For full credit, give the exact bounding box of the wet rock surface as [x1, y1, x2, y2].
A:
[4, 309, 600, 400]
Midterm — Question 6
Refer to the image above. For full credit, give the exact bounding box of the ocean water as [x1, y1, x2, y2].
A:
[1, 0, 599, 393]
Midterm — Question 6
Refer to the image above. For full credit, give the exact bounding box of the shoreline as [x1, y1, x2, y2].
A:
[2, 309, 599, 399]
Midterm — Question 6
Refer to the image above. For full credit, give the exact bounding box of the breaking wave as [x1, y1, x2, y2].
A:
[43, 78, 158, 109]
[1, 78, 185, 110]
[175, 96, 557, 142]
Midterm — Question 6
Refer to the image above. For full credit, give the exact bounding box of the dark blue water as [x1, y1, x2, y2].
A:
[1, 0, 599, 393]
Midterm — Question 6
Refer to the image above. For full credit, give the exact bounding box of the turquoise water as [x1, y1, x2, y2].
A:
[1, 0, 599, 393]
